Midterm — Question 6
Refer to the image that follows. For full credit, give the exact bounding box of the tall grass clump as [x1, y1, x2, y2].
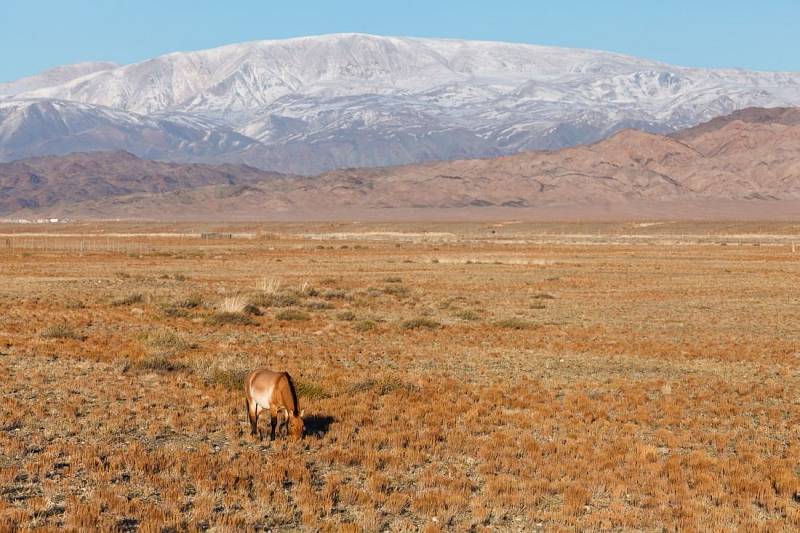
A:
[255, 277, 282, 294]
[217, 294, 262, 316]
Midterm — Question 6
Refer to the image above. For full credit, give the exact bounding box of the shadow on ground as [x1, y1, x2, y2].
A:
[305, 414, 335, 437]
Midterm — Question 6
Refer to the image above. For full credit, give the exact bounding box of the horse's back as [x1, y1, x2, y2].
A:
[246, 368, 285, 407]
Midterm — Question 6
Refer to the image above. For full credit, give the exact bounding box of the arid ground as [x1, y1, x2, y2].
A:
[1, 221, 799, 531]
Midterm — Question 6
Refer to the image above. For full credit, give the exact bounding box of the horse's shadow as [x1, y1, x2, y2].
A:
[305, 414, 335, 437]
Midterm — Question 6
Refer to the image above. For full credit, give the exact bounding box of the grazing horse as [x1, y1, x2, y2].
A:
[244, 369, 305, 441]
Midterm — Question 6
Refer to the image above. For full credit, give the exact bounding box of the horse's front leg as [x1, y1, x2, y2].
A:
[270, 415, 277, 441]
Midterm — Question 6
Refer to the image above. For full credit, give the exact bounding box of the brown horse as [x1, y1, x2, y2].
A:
[244, 369, 305, 441]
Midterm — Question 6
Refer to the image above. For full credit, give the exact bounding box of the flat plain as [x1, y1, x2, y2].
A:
[0, 221, 798, 531]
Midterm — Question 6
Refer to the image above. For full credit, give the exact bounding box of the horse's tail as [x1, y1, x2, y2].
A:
[283, 372, 300, 417]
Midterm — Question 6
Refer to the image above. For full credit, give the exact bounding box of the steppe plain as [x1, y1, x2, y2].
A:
[0, 221, 798, 531]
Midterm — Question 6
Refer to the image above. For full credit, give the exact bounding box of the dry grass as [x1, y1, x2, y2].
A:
[40, 323, 82, 340]
[401, 317, 442, 330]
[206, 312, 256, 326]
[1, 221, 799, 530]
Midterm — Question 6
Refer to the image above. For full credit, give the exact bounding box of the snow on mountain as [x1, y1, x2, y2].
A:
[0, 62, 118, 97]
[2, 33, 800, 174]
[0, 99, 258, 162]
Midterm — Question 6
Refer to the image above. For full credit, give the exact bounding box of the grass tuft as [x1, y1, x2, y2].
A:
[41, 323, 82, 340]
[140, 328, 194, 354]
[401, 318, 441, 330]
[134, 356, 188, 373]
[296, 380, 330, 400]
[353, 320, 377, 332]
[208, 368, 249, 390]
[453, 309, 480, 321]
[493, 318, 537, 330]
[206, 312, 256, 326]
[111, 293, 144, 306]
[347, 377, 417, 396]
[174, 293, 203, 309]
[275, 309, 310, 321]
[336, 310, 356, 321]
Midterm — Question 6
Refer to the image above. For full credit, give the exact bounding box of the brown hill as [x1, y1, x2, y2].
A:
[0, 151, 284, 214]
[2, 107, 800, 220]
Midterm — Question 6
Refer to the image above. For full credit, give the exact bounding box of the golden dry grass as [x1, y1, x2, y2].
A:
[0, 221, 799, 530]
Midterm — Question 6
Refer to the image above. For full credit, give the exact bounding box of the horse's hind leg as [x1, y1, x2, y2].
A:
[246, 398, 258, 437]
[255, 405, 266, 440]
[270, 412, 277, 441]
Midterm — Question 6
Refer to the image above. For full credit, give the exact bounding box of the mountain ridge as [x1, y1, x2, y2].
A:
[2, 34, 800, 174]
[2, 106, 799, 220]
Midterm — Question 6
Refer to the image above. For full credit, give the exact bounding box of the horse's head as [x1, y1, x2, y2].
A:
[284, 408, 305, 440]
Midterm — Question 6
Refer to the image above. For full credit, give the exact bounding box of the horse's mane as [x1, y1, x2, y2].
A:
[283, 372, 299, 416]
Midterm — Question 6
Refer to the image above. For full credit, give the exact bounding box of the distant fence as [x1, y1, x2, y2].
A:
[0, 232, 259, 255]
[3, 237, 153, 254]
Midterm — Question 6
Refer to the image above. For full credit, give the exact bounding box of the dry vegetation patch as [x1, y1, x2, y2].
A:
[1, 222, 799, 530]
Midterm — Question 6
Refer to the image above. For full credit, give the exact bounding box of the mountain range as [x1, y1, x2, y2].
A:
[3, 106, 799, 220]
[3, 33, 800, 175]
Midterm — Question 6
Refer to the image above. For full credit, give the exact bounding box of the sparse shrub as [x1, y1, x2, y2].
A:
[242, 304, 263, 315]
[347, 377, 417, 396]
[383, 286, 409, 297]
[140, 328, 194, 354]
[275, 309, 310, 321]
[111, 293, 144, 306]
[206, 312, 256, 326]
[173, 273, 187, 282]
[383, 276, 402, 283]
[401, 318, 441, 330]
[493, 318, 537, 330]
[250, 292, 300, 308]
[41, 323, 82, 340]
[296, 381, 330, 400]
[65, 300, 85, 310]
[135, 356, 188, 373]
[532, 292, 556, 300]
[208, 368, 249, 390]
[336, 310, 356, 321]
[322, 289, 347, 300]
[353, 320, 376, 332]
[174, 293, 203, 309]
[453, 309, 480, 321]
[305, 300, 333, 310]
[160, 305, 189, 318]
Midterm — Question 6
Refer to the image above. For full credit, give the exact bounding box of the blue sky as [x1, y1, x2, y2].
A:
[2, 0, 798, 82]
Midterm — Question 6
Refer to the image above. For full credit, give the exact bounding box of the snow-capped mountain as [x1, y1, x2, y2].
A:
[2, 33, 800, 174]
[0, 99, 258, 163]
